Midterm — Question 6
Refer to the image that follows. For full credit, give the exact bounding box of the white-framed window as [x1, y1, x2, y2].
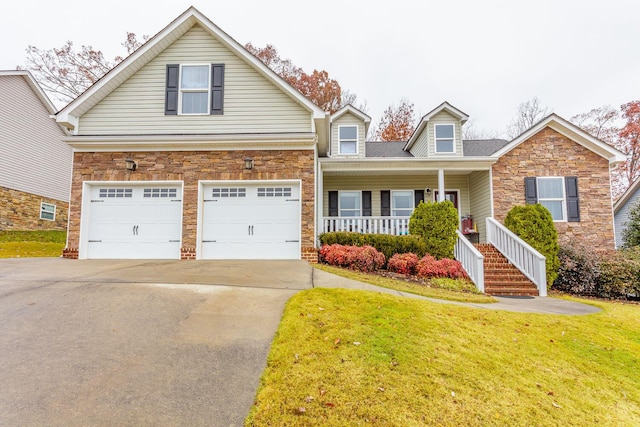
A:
[339, 126, 358, 154]
[180, 64, 210, 114]
[40, 202, 55, 221]
[339, 191, 361, 216]
[391, 190, 414, 216]
[537, 177, 566, 221]
[435, 124, 455, 153]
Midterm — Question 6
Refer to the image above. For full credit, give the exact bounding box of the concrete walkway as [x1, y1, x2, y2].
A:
[312, 268, 601, 315]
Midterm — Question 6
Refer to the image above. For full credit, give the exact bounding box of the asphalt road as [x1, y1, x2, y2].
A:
[0, 259, 312, 427]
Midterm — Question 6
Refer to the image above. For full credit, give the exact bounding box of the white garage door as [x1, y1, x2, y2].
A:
[200, 182, 300, 259]
[85, 185, 182, 259]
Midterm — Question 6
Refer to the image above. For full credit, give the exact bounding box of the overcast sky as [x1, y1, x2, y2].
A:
[2, 0, 639, 136]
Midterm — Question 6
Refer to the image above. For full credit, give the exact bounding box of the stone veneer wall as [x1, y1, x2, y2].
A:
[0, 185, 68, 231]
[492, 128, 616, 250]
[65, 150, 315, 259]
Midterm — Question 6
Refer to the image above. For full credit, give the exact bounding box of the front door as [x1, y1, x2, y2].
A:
[434, 191, 458, 210]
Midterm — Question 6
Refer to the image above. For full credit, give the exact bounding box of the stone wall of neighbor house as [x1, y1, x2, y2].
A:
[64, 150, 315, 259]
[0, 185, 68, 231]
[492, 127, 615, 250]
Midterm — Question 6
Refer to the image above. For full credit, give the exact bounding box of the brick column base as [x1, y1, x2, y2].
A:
[301, 247, 318, 263]
[62, 248, 79, 259]
[181, 247, 196, 260]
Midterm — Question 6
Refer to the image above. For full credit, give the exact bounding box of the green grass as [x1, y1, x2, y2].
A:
[247, 289, 640, 426]
[314, 263, 497, 304]
[0, 230, 66, 258]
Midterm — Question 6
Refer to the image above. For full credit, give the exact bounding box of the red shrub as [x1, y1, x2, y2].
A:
[416, 255, 468, 279]
[387, 253, 419, 275]
[319, 244, 385, 272]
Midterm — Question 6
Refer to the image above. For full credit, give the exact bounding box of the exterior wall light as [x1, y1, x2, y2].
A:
[244, 158, 254, 170]
[125, 158, 137, 171]
[425, 188, 432, 196]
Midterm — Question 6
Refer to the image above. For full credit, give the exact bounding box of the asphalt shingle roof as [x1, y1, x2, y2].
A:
[365, 141, 413, 158]
[462, 139, 510, 156]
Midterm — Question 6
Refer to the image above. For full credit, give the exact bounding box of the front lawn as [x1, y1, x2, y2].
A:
[247, 289, 640, 426]
[0, 230, 66, 258]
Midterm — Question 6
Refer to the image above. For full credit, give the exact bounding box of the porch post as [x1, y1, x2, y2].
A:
[317, 163, 324, 239]
[437, 168, 445, 202]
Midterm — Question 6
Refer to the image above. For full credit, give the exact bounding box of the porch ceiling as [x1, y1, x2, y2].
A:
[319, 158, 496, 176]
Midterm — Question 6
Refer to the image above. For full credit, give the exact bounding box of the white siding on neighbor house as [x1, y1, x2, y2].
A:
[79, 25, 313, 135]
[0, 75, 71, 201]
[330, 112, 366, 157]
[615, 190, 640, 247]
[409, 110, 463, 158]
[468, 170, 491, 243]
[323, 175, 470, 218]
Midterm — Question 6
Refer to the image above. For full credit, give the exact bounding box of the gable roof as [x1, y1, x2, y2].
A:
[0, 70, 57, 114]
[331, 104, 371, 136]
[493, 113, 627, 164]
[614, 178, 640, 213]
[56, 6, 326, 131]
[404, 101, 469, 151]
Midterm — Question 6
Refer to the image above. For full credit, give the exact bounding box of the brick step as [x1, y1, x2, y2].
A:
[476, 243, 539, 296]
[485, 289, 539, 297]
[485, 277, 533, 284]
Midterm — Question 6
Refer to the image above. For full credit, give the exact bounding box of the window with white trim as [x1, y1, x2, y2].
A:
[339, 191, 361, 216]
[435, 124, 455, 153]
[537, 177, 566, 221]
[391, 190, 414, 216]
[339, 126, 358, 154]
[40, 202, 55, 221]
[180, 65, 210, 114]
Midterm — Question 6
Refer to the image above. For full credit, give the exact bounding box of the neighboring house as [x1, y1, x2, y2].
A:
[613, 178, 640, 248]
[0, 70, 71, 231]
[55, 6, 626, 285]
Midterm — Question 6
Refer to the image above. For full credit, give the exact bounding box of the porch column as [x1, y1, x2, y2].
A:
[317, 164, 324, 241]
[437, 168, 445, 202]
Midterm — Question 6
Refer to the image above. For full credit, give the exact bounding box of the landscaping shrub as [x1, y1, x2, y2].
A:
[319, 232, 427, 261]
[319, 244, 385, 272]
[622, 200, 640, 248]
[598, 248, 640, 299]
[408, 201, 458, 259]
[504, 204, 559, 289]
[415, 254, 468, 280]
[553, 244, 601, 295]
[387, 253, 419, 275]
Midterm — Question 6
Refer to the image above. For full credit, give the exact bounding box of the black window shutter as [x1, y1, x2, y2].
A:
[362, 191, 372, 216]
[165, 64, 179, 115]
[524, 177, 538, 204]
[414, 190, 424, 207]
[381, 190, 391, 216]
[565, 176, 580, 222]
[328, 191, 338, 217]
[211, 64, 224, 115]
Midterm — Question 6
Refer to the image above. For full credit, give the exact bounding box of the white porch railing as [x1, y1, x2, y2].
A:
[486, 217, 547, 296]
[323, 216, 410, 235]
[454, 230, 485, 292]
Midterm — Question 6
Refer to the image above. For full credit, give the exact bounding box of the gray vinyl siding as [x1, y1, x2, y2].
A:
[330, 112, 366, 157]
[0, 75, 71, 201]
[468, 170, 491, 243]
[614, 190, 640, 247]
[323, 175, 470, 219]
[409, 110, 463, 158]
[79, 25, 312, 135]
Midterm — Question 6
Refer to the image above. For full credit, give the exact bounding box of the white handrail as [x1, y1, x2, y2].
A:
[486, 217, 547, 296]
[454, 230, 485, 292]
[323, 216, 410, 236]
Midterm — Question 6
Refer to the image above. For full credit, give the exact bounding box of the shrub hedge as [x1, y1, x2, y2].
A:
[319, 232, 428, 262]
[504, 204, 559, 289]
[319, 244, 385, 272]
[387, 253, 419, 275]
[409, 200, 459, 259]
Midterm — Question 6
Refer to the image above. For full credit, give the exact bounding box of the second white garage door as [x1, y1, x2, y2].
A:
[200, 182, 301, 259]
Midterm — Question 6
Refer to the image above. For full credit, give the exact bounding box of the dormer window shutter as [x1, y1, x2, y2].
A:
[524, 177, 538, 204]
[165, 64, 179, 115]
[210, 64, 224, 115]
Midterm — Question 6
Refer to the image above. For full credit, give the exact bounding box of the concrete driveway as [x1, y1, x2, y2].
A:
[0, 258, 313, 427]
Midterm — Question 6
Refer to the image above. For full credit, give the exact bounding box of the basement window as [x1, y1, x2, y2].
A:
[40, 202, 55, 221]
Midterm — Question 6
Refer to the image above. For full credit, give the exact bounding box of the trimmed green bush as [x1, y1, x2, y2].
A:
[318, 232, 427, 262]
[408, 201, 458, 259]
[504, 204, 560, 288]
[623, 200, 640, 248]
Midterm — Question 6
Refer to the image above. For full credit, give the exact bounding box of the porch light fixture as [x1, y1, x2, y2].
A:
[244, 157, 254, 170]
[425, 188, 432, 196]
[125, 158, 137, 171]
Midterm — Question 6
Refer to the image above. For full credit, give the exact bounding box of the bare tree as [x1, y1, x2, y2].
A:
[462, 119, 499, 140]
[570, 105, 619, 143]
[507, 97, 550, 139]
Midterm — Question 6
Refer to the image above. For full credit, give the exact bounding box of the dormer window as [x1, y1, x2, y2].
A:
[339, 126, 358, 154]
[435, 124, 455, 153]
